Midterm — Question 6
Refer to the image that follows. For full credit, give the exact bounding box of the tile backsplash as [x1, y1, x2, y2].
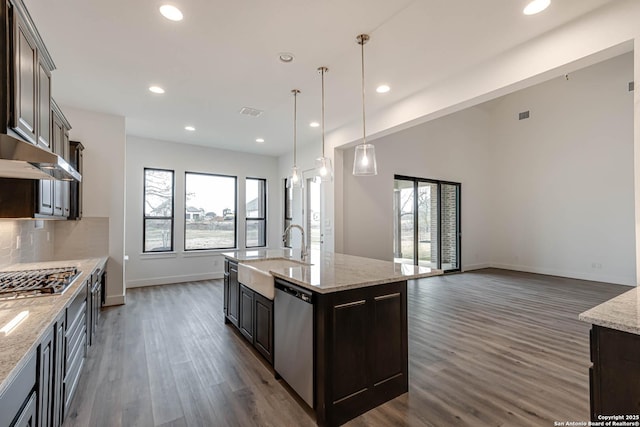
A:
[0, 220, 54, 269]
[0, 217, 108, 269]
[52, 217, 109, 260]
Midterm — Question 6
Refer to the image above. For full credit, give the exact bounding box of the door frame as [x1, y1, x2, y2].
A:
[394, 175, 461, 273]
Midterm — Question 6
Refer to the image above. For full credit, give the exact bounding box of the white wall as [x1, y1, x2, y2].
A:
[62, 107, 126, 305]
[125, 136, 280, 287]
[324, 1, 640, 263]
[489, 53, 635, 285]
[339, 53, 635, 285]
[341, 107, 493, 267]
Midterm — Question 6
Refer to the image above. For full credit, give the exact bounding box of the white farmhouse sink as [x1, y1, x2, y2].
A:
[238, 259, 308, 299]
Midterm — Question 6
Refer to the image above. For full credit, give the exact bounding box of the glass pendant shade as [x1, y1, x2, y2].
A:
[288, 166, 303, 189]
[353, 143, 377, 176]
[352, 34, 378, 176]
[315, 156, 333, 182]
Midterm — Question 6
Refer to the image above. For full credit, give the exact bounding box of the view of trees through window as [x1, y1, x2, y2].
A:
[185, 172, 236, 250]
[144, 168, 174, 252]
[246, 178, 266, 247]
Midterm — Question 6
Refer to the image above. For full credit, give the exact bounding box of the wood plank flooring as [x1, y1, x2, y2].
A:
[62, 269, 629, 427]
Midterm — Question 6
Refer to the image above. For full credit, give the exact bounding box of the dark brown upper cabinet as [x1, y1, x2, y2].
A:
[8, 0, 56, 150]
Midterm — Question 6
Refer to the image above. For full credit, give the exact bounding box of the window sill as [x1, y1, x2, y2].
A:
[182, 249, 234, 258]
[140, 251, 178, 260]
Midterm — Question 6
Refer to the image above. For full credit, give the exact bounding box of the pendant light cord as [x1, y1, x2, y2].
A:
[292, 89, 299, 167]
[321, 68, 326, 157]
[360, 36, 366, 147]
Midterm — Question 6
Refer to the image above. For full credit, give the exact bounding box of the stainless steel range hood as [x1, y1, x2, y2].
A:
[0, 134, 81, 181]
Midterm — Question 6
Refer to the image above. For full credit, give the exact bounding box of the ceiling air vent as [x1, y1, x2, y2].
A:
[239, 107, 264, 117]
[518, 111, 530, 120]
[629, 81, 634, 92]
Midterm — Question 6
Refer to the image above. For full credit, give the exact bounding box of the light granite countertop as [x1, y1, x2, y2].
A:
[579, 287, 640, 335]
[222, 249, 443, 294]
[0, 257, 107, 396]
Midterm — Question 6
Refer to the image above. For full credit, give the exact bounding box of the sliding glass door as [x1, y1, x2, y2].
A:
[393, 176, 460, 272]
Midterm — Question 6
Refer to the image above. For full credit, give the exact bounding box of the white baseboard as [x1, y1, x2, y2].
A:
[490, 263, 635, 287]
[462, 263, 491, 271]
[126, 272, 224, 288]
[104, 294, 126, 306]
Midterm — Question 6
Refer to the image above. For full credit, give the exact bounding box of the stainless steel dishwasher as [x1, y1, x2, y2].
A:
[274, 279, 314, 408]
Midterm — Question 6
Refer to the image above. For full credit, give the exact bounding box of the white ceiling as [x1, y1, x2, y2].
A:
[24, 0, 614, 157]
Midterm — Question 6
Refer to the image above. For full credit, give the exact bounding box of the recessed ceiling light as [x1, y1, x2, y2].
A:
[159, 5, 183, 21]
[256, 138, 265, 143]
[279, 53, 295, 63]
[376, 85, 390, 94]
[149, 86, 165, 94]
[310, 122, 320, 128]
[185, 126, 195, 131]
[523, 0, 550, 15]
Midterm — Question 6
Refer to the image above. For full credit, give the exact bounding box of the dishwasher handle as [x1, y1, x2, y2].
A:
[275, 280, 313, 304]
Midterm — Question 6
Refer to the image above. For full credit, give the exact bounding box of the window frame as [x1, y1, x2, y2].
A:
[184, 171, 238, 251]
[245, 177, 267, 248]
[143, 167, 175, 253]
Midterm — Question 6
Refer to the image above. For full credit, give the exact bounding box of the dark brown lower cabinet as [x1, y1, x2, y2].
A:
[254, 292, 274, 364]
[223, 259, 274, 365]
[239, 284, 255, 342]
[38, 327, 55, 427]
[315, 280, 408, 427]
[589, 325, 640, 419]
[0, 349, 36, 427]
[227, 262, 240, 327]
[53, 314, 65, 427]
[64, 285, 87, 415]
[12, 392, 37, 427]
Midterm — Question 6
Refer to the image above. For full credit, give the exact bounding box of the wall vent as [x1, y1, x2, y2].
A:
[518, 111, 530, 120]
[238, 107, 264, 117]
[629, 81, 635, 92]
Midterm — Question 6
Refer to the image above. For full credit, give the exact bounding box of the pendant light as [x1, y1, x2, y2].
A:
[315, 66, 333, 182]
[353, 34, 377, 176]
[288, 89, 303, 189]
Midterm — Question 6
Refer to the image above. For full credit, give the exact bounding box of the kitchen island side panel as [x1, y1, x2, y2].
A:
[315, 280, 408, 427]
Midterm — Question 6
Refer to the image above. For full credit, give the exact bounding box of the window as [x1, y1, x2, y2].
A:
[143, 168, 174, 252]
[246, 178, 267, 247]
[283, 179, 293, 247]
[185, 172, 236, 250]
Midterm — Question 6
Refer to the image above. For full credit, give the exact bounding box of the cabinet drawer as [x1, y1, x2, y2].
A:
[66, 285, 87, 327]
[66, 302, 86, 346]
[0, 352, 36, 427]
[66, 313, 86, 368]
[63, 335, 86, 413]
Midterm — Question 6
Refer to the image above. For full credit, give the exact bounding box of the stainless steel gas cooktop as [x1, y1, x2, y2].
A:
[0, 267, 79, 300]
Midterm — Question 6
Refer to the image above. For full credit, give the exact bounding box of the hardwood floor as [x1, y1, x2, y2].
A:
[63, 269, 629, 427]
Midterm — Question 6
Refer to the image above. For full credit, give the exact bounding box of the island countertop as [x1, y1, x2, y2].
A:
[222, 249, 442, 294]
[578, 287, 640, 335]
[0, 257, 107, 396]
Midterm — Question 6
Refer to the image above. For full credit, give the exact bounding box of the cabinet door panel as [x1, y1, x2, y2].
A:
[228, 264, 239, 326]
[53, 181, 64, 216]
[53, 318, 65, 427]
[39, 179, 53, 215]
[372, 292, 404, 384]
[38, 329, 54, 427]
[223, 272, 229, 315]
[38, 62, 51, 149]
[332, 299, 369, 402]
[14, 20, 37, 143]
[13, 392, 37, 427]
[254, 293, 273, 364]
[239, 285, 254, 342]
